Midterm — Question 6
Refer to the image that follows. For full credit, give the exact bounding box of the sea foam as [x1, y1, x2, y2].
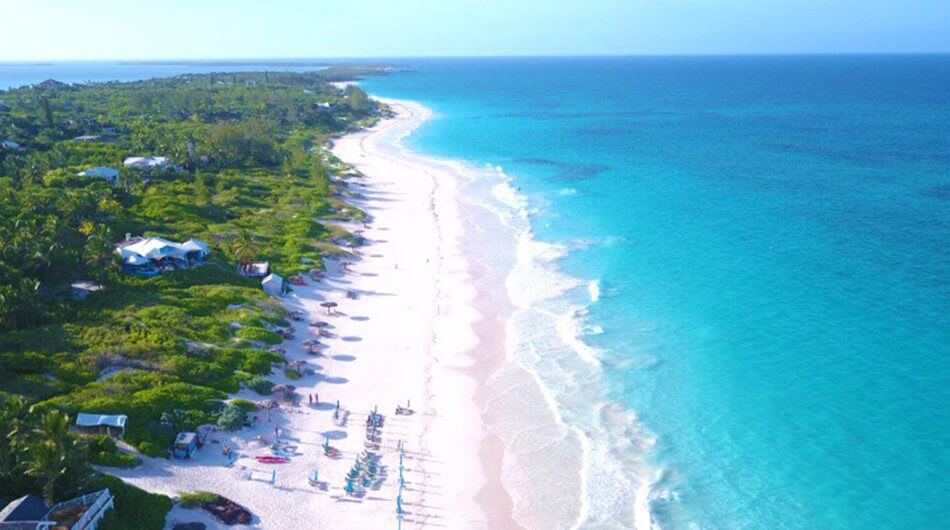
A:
[474, 166, 660, 530]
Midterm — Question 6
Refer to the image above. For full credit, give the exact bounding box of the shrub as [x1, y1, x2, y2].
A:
[0, 351, 51, 374]
[178, 490, 219, 508]
[97, 474, 173, 530]
[246, 376, 273, 395]
[229, 399, 257, 412]
[234, 326, 281, 345]
[284, 368, 301, 380]
[216, 405, 246, 431]
[89, 450, 141, 468]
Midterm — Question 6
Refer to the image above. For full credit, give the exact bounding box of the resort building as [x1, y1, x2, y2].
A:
[115, 236, 210, 276]
[0, 488, 114, 530]
[77, 166, 119, 185]
[1, 140, 23, 151]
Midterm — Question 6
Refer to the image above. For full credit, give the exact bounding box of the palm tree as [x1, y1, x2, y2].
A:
[33, 410, 70, 452]
[230, 229, 259, 265]
[10, 279, 43, 330]
[84, 225, 116, 281]
[1, 397, 30, 485]
[24, 440, 66, 505]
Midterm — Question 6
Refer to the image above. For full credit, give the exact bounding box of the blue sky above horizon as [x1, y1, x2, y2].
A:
[0, 0, 948, 61]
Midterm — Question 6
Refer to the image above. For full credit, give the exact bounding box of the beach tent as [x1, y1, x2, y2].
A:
[78, 166, 119, 185]
[76, 413, 127, 436]
[262, 273, 285, 296]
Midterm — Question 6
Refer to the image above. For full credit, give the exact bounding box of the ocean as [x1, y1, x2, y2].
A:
[4, 56, 949, 528]
[359, 56, 950, 529]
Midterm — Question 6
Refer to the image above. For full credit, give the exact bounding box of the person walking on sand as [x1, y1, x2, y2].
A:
[315, 393, 319, 404]
[308, 394, 312, 405]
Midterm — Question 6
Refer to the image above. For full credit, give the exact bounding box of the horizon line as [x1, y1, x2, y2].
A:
[1, 51, 949, 65]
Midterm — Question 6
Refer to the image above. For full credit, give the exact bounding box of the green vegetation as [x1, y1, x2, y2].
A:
[229, 398, 258, 412]
[0, 67, 385, 526]
[216, 404, 248, 431]
[178, 489, 219, 508]
[96, 474, 173, 530]
[87, 435, 141, 468]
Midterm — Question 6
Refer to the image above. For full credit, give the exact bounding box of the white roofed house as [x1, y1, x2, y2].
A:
[115, 236, 211, 276]
[1, 140, 23, 151]
[123, 156, 177, 171]
[77, 166, 119, 185]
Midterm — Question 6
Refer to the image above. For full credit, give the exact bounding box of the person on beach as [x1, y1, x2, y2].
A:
[308, 394, 312, 404]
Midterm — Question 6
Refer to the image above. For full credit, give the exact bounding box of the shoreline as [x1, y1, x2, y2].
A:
[108, 99, 509, 528]
[106, 96, 614, 530]
[337, 99, 523, 529]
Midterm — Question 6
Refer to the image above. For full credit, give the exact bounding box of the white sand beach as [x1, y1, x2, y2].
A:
[108, 100, 516, 529]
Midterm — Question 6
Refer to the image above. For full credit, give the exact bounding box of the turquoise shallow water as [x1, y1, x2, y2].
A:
[360, 57, 950, 529]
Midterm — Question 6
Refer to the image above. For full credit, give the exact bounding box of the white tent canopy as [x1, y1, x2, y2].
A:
[122, 254, 149, 266]
[76, 413, 127, 430]
[118, 237, 188, 260]
[181, 239, 210, 256]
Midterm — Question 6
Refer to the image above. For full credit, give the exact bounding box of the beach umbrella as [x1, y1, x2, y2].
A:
[319, 301, 338, 314]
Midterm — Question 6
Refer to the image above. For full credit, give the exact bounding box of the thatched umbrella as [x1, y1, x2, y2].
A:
[319, 301, 338, 315]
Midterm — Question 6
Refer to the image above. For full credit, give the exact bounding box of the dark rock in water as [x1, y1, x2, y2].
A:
[202, 496, 252, 525]
[172, 523, 206, 530]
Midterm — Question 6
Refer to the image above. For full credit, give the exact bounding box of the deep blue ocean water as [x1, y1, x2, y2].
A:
[3, 57, 948, 528]
[359, 56, 950, 529]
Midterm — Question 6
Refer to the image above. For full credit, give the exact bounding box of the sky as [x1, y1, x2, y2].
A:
[0, 0, 948, 61]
